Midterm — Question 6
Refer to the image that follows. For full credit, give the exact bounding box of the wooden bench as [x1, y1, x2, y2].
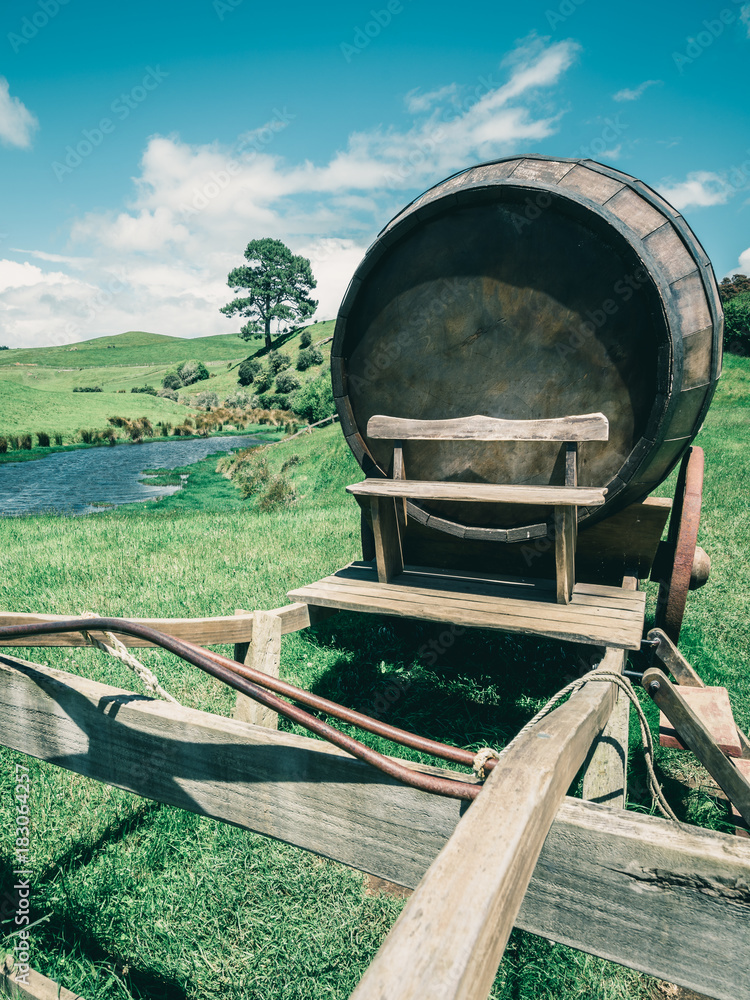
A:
[346, 412, 609, 604]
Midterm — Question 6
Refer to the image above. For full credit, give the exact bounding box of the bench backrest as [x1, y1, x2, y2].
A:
[366, 413, 609, 442]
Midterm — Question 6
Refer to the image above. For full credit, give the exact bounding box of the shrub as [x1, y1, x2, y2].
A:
[157, 422, 172, 436]
[252, 366, 273, 393]
[268, 351, 291, 374]
[234, 450, 272, 499]
[54, 433, 63, 446]
[8, 436, 20, 450]
[224, 388, 253, 408]
[0, 438, 7, 453]
[20, 434, 32, 450]
[299, 328, 312, 348]
[275, 370, 300, 394]
[157, 387, 179, 401]
[257, 474, 296, 512]
[237, 357, 261, 386]
[107, 416, 129, 428]
[117, 389, 126, 393]
[296, 346, 323, 371]
[281, 453, 301, 471]
[79, 429, 96, 443]
[131, 385, 157, 395]
[162, 371, 183, 390]
[73, 386, 102, 392]
[724, 290, 750, 356]
[193, 390, 219, 410]
[178, 359, 210, 385]
[99, 428, 117, 445]
[291, 374, 335, 423]
[36, 432, 51, 447]
[257, 391, 289, 411]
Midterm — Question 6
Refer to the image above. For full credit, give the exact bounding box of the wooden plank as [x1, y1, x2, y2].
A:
[1, 955, 84, 1000]
[320, 566, 644, 621]
[581, 577, 635, 809]
[659, 686, 742, 757]
[371, 497, 403, 583]
[0, 611, 256, 648]
[289, 581, 643, 649]
[349, 647, 623, 1000]
[366, 412, 609, 442]
[577, 497, 671, 584]
[649, 627, 750, 756]
[644, 668, 750, 827]
[554, 504, 575, 604]
[233, 612, 281, 729]
[1, 653, 749, 1000]
[348, 480, 607, 506]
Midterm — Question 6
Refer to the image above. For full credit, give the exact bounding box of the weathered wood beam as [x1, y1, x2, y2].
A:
[0, 653, 748, 1000]
[0, 602, 337, 648]
[349, 647, 623, 1000]
[232, 611, 281, 729]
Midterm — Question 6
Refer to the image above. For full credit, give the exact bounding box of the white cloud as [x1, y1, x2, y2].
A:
[0, 78, 38, 149]
[738, 247, 750, 274]
[612, 79, 661, 102]
[3, 36, 581, 347]
[659, 170, 735, 210]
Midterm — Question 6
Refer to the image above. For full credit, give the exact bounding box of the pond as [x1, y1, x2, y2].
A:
[0, 435, 261, 516]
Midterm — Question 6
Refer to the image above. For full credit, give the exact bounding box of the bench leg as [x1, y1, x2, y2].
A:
[371, 497, 404, 584]
[232, 611, 281, 728]
[554, 505, 576, 604]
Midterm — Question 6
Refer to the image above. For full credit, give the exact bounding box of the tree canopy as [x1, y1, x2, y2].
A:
[220, 238, 317, 352]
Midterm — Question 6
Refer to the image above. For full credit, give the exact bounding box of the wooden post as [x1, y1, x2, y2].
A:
[554, 504, 575, 604]
[370, 496, 404, 583]
[232, 610, 281, 729]
[1, 954, 83, 1000]
[349, 646, 623, 1000]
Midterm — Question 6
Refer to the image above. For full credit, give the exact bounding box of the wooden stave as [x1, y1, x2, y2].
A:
[333, 156, 722, 540]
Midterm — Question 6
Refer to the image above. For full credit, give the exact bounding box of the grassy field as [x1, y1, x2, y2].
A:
[0, 356, 747, 999]
[0, 323, 335, 440]
[0, 331, 252, 369]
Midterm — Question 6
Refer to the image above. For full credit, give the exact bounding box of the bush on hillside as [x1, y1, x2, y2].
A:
[131, 385, 157, 395]
[36, 432, 51, 447]
[299, 329, 312, 348]
[237, 357, 261, 386]
[275, 370, 300, 394]
[296, 346, 323, 371]
[0, 438, 7, 453]
[291, 374, 335, 423]
[724, 290, 750, 356]
[19, 434, 32, 450]
[73, 386, 102, 392]
[193, 390, 219, 410]
[268, 351, 291, 375]
[54, 433, 63, 446]
[224, 388, 254, 408]
[162, 371, 183, 390]
[257, 474, 296, 512]
[252, 366, 273, 393]
[157, 388, 179, 401]
[178, 359, 210, 385]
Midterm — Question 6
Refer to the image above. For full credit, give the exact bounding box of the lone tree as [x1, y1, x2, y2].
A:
[220, 238, 317, 352]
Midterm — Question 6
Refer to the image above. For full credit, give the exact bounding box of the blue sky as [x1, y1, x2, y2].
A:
[1, 0, 749, 347]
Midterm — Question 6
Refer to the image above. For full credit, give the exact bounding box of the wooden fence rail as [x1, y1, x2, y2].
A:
[1, 652, 748, 1000]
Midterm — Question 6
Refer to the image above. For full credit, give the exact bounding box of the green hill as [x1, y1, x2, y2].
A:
[0, 379, 188, 438]
[0, 330, 252, 369]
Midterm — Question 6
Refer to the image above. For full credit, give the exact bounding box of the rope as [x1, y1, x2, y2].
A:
[472, 667, 677, 821]
[78, 613, 179, 704]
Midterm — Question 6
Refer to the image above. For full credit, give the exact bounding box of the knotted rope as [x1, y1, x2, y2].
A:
[78, 612, 179, 704]
[472, 667, 677, 821]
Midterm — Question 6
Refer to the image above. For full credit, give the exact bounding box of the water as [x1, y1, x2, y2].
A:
[0, 435, 261, 516]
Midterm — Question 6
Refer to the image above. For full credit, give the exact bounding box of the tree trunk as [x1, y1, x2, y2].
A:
[264, 298, 272, 352]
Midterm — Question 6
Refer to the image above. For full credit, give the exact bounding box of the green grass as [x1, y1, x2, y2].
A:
[0, 358, 748, 999]
[0, 330, 252, 369]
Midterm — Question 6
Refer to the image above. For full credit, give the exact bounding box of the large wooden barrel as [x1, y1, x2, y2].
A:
[332, 155, 723, 547]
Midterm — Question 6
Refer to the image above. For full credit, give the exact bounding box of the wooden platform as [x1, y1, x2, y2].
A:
[288, 562, 646, 649]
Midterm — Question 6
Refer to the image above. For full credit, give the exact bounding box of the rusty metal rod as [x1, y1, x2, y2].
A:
[178, 638, 492, 773]
[0, 618, 481, 801]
